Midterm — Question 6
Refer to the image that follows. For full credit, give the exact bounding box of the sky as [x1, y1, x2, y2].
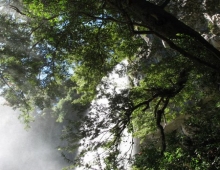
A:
[0, 97, 70, 170]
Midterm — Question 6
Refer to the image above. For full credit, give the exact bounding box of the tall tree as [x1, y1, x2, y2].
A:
[1, 0, 220, 169]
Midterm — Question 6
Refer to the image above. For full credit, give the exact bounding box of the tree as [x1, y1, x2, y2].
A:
[1, 0, 220, 169]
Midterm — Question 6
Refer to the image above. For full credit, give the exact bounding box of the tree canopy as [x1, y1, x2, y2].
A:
[1, 0, 220, 169]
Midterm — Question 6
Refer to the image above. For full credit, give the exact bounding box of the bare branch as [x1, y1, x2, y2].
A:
[10, 5, 26, 15]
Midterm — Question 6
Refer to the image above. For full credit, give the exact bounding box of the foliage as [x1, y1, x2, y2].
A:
[1, 0, 220, 169]
[133, 99, 220, 170]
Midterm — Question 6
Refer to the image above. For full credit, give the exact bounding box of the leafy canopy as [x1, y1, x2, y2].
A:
[1, 0, 220, 169]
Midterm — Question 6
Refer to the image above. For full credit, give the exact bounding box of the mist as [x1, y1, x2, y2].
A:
[0, 98, 70, 170]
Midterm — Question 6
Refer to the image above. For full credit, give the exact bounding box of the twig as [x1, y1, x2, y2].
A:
[10, 5, 26, 15]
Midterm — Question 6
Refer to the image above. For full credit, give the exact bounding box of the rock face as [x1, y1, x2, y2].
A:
[202, 13, 220, 50]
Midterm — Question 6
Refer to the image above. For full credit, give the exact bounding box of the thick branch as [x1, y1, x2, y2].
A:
[156, 98, 169, 155]
[154, 97, 163, 117]
[156, 110, 166, 155]
[127, 0, 220, 65]
[155, 33, 220, 72]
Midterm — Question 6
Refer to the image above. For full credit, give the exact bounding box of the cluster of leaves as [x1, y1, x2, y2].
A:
[0, 14, 77, 125]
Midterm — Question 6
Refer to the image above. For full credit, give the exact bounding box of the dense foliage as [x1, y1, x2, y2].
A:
[1, 0, 220, 169]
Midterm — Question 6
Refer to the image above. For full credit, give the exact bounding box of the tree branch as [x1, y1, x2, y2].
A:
[0, 73, 30, 110]
[10, 5, 26, 15]
[155, 33, 220, 72]
[160, 0, 170, 9]
[133, 30, 155, 34]
[154, 97, 163, 117]
[156, 97, 169, 155]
